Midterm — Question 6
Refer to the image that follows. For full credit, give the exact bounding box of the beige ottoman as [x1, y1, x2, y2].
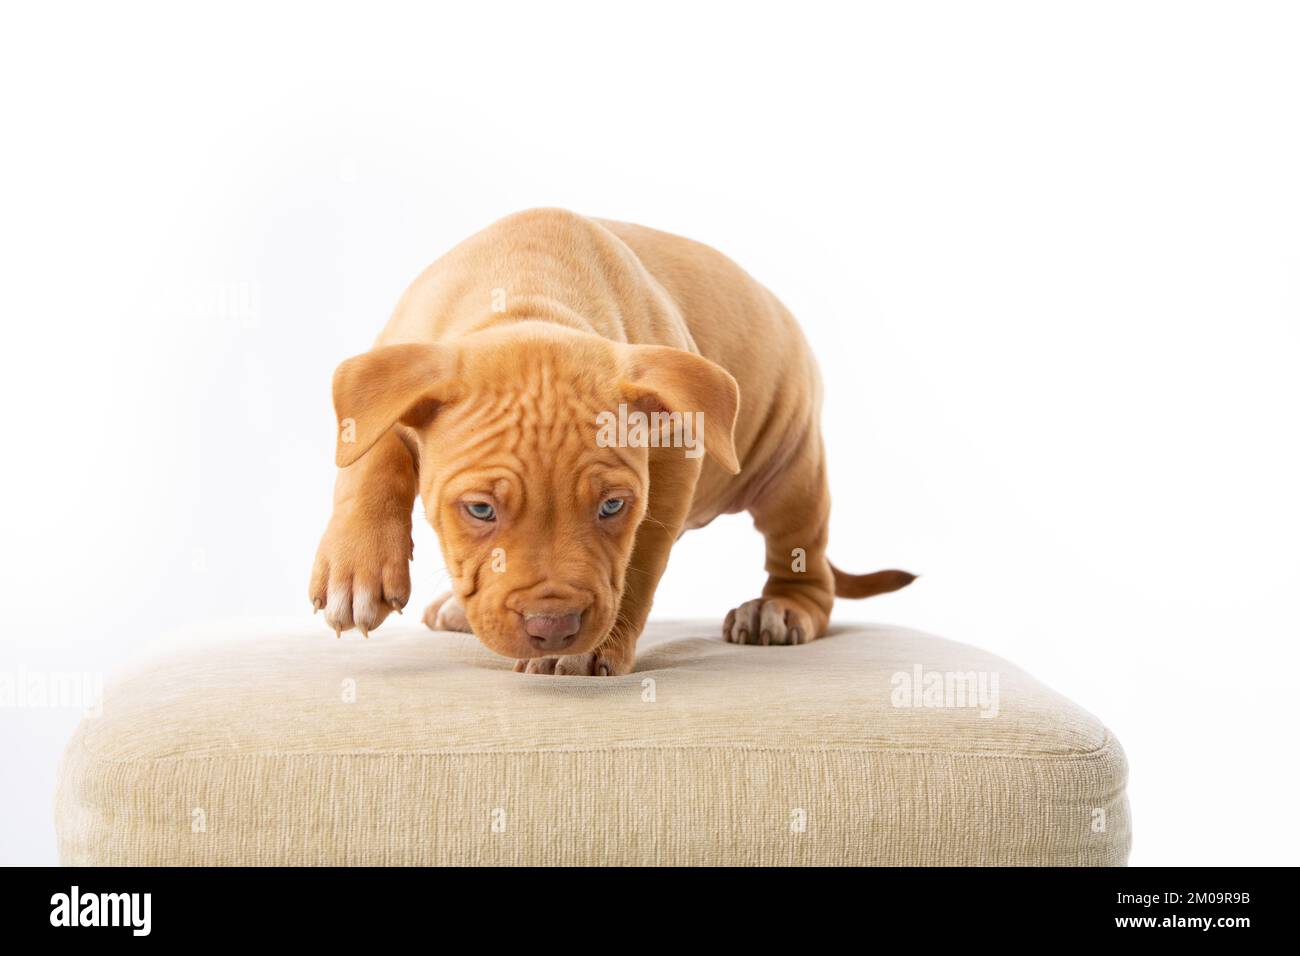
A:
[55, 619, 1130, 865]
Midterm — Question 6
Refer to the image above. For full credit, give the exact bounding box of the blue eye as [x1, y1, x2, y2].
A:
[465, 502, 496, 521]
[599, 498, 625, 518]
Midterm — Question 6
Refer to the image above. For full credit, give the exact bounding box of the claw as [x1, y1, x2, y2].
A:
[390, 599, 403, 613]
[357, 625, 369, 640]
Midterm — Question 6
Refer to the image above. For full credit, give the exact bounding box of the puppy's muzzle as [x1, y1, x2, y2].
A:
[523, 612, 583, 652]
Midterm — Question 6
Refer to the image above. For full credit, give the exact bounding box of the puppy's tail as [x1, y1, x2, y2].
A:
[830, 563, 917, 599]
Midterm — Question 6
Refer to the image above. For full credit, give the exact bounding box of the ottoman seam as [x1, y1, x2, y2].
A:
[72, 729, 1121, 765]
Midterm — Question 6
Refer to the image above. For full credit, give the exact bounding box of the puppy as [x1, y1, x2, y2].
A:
[309, 209, 913, 675]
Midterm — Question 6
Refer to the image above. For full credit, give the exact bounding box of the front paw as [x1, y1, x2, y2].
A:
[422, 592, 472, 632]
[308, 510, 412, 637]
[513, 641, 635, 677]
[723, 597, 818, 645]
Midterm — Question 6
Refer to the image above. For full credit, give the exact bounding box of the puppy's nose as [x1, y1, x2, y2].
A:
[523, 612, 582, 651]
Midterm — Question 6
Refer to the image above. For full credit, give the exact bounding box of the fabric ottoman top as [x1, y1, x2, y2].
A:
[56, 619, 1130, 866]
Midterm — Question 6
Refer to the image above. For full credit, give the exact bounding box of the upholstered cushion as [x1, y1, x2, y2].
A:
[55, 619, 1130, 865]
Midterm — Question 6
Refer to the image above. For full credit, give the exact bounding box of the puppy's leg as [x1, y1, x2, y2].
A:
[309, 429, 417, 636]
[724, 433, 836, 645]
[520, 454, 701, 676]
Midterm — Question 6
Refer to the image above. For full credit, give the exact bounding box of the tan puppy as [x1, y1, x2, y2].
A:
[309, 209, 913, 675]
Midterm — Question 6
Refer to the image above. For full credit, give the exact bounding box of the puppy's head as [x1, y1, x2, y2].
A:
[331, 323, 739, 660]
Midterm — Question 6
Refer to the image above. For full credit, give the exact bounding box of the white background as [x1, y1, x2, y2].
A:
[2, 1, 1297, 866]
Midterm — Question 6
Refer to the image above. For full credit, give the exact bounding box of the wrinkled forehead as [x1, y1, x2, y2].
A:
[457, 327, 624, 390]
[421, 333, 647, 490]
[444, 335, 624, 446]
[439, 383, 622, 457]
[427, 382, 646, 496]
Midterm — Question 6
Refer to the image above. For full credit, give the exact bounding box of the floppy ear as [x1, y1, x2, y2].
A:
[621, 345, 741, 474]
[331, 343, 456, 467]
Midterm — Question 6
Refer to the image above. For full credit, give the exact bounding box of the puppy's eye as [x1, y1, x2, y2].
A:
[598, 497, 626, 518]
[465, 502, 496, 522]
